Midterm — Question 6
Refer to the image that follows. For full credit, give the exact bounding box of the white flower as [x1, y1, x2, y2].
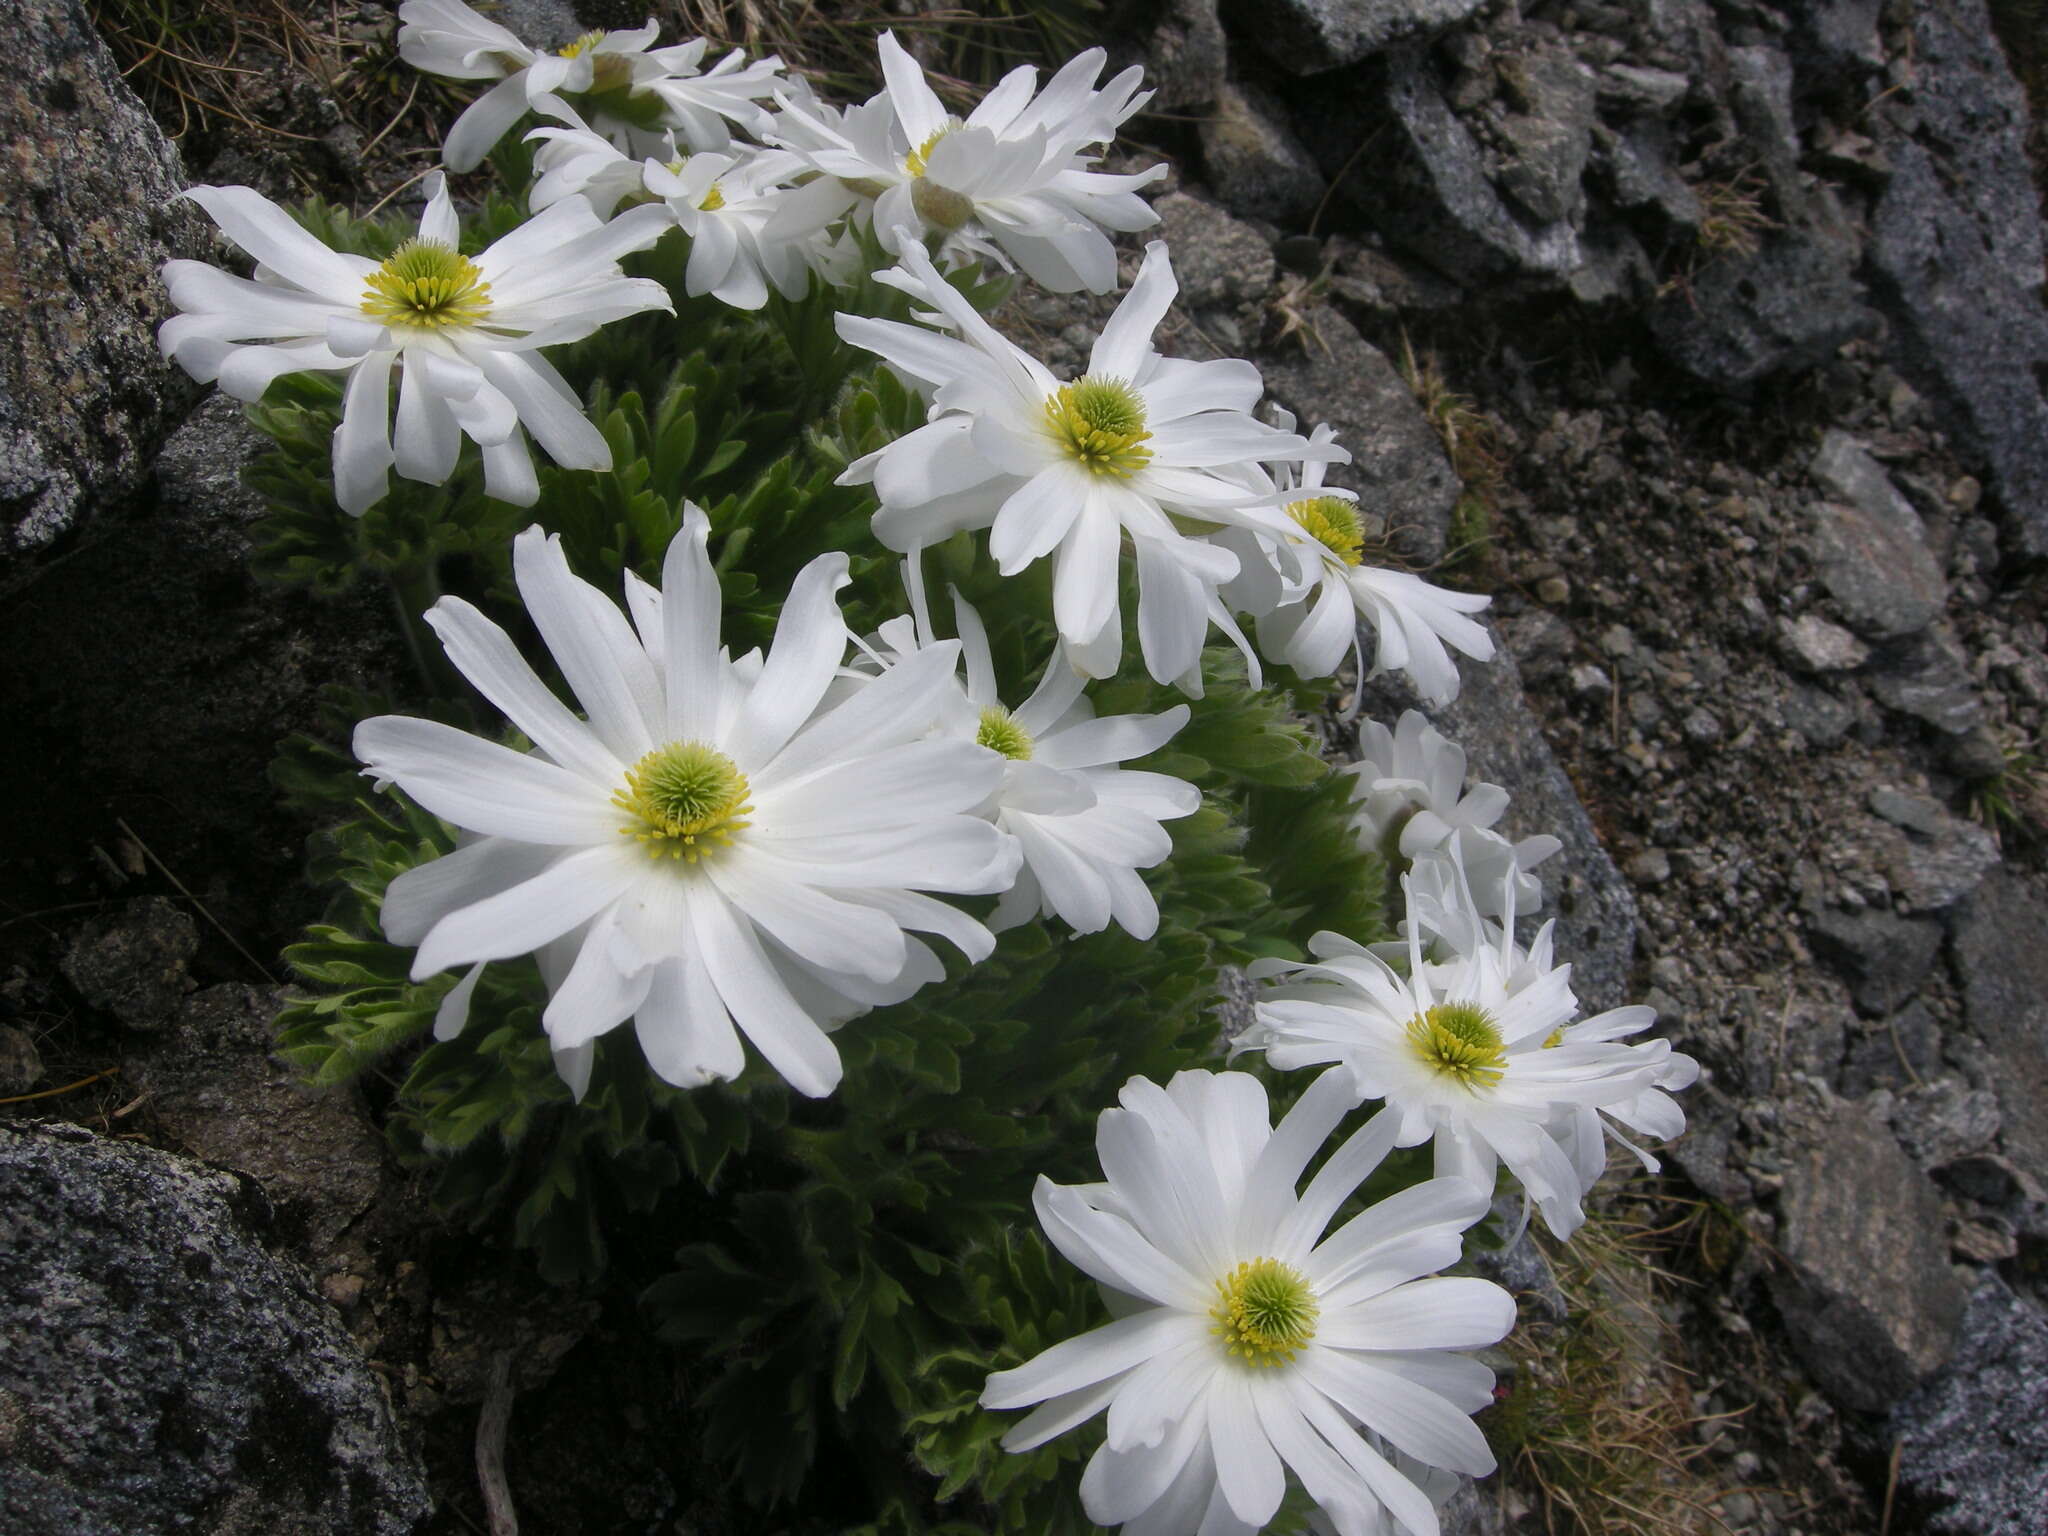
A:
[982, 1069, 1511, 1536]
[1345, 711, 1559, 921]
[640, 36, 787, 153]
[1238, 877, 1697, 1239]
[353, 513, 1021, 1099]
[765, 30, 1163, 292]
[838, 238, 1335, 685]
[398, 1, 782, 170]
[642, 146, 851, 308]
[159, 173, 672, 514]
[871, 579, 1201, 937]
[1219, 416, 1494, 706]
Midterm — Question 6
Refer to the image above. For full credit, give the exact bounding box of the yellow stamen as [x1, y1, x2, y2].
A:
[975, 706, 1033, 761]
[1045, 376, 1152, 479]
[359, 239, 492, 331]
[1211, 1258, 1318, 1368]
[1406, 1001, 1508, 1090]
[1288, 495, 1366, 566]
[613, 742, 753, 864]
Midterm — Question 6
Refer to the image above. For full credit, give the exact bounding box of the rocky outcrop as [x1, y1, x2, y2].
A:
[0, 1121, 429, 1535]
[1863, 0, 2048, 561]
[0, 0, 202, 568]
[1771, 1097, 1967, 1413]
[1892, 1276, 2048, 1535]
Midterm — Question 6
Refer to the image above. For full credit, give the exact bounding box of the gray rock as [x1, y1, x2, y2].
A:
[1234, 0, 1489, 74]
[0, 1121, 429, 1536]
[1782, 681, 1858, 748]
[1725, 46, 1802, 205]
[1779, 613, 1870, 673]
[1837, 1002, 1943, 1097]
[1812, 430, 1935, 548]
[1595, 118, 1702, 230]
[1647, 234, 1880, 390]
[1803, 901, 1943, 1015]
[1806, 494, 1946, 641]
[1891, 1275, 2048, 1535]
[1785, 0, 1884, 81]
[153, 392, 270, 534]
[1307, 48, 1581, 285]
[492, 0, 583, 49]
[1143, 0, 1229, 110]
[1869, 794, 2000, 914]
[60, 896, 198, 1030]
[1197, 79, 1328, 222]
[0, 0, 205, 567]
[1363, 648, 1638, 1011]
[1152, 191, 1275, 308]
[1889, 1079, 2002, 1169]
[1952, 872, 2048, 1181]
[1258, 305, 1461, 565]
[0, 1024, 43, 1095]
[122, 985, 384, 1252]
[1865, 0, 2048, 558]
[1595, 64, 1690, 115]
[1771, 1098, 1966, 1413]
[1866, 627, 1986, 736]
[1493, 45, 1597, 228]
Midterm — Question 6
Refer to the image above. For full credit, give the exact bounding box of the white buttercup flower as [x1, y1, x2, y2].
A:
[766, 30, 1163, 293]
[159, 174, 672, 515]
[839, 239, 1337, 685]
[1346, 711, 1559, 920]
[354, 513, 1021, 1099]
[871, 579, 1200, 938]
[639, 36, 787, 152]
[1238, 875, 1697, 1239]
[1220, 415, 1494, 706]
[982, 1069, 1512, 1536]
[642, 146, 850, 309]
[399, 1, 782, 170]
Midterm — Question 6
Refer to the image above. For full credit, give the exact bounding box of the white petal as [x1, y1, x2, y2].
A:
[688, 880, 844, 1096]
[182, 184, 365, 298]
[512, 528, 659, 760]
[353, 715, 620, 844]
[425, 596, 622, 786]
[981, 1306, 1201, 1410]
[411, 844, 636, 977]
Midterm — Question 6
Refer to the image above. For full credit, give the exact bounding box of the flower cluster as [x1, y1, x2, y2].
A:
[153, 15, 1698, 1532]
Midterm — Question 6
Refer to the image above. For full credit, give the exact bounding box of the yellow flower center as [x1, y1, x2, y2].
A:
[1045, 377, 1152, 479]
[975, 706, 1033, 761]
[1211, 1258, 1318, 1368]
[699, 182, 725, 212]
[1406, 1001, 1508, 1090]
[613, 742, 753, 864]
[1288, 495, 1366, 567]
[904, 124, 958, 179]
[360, 239, 492, 330]
[559, 30, 606, 58]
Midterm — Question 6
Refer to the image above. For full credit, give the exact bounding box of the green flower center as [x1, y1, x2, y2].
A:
[360, 239, 492, 330]
[1288, 495, 1365, 567]
[1406, 1001, 1508, 1090]
[613, 742, 753, 864]
[1045, 376, 1153, 479]
[1211, 1257, 1318, 1367]
[975, 706, 1033, 761]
